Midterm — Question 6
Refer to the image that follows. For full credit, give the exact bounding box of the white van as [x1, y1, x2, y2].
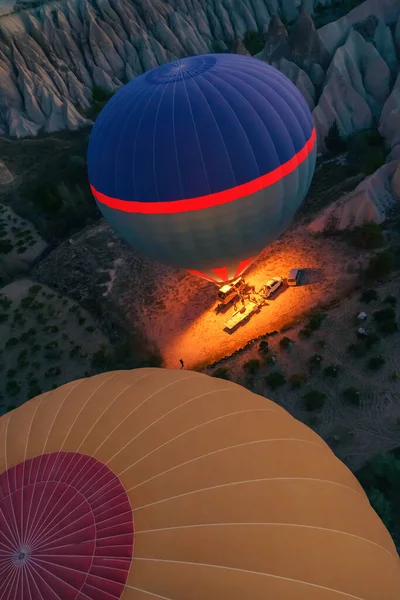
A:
[287, 268, 301, 286]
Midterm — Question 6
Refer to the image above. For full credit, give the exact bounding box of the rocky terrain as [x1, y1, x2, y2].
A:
[0, 0, 397, 147]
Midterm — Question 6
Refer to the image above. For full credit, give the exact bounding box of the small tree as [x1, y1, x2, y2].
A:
[307, 312, 326, 331]
[368, 488, 393, 528]
[243, 30, 265, 55]
[366, 250, 395, 280]
[279, 336, 293, 350]
[45, 366, 61, 377]
[308, 353, 323, 370]
[348, 342, 368, 358]
[363, 149, 386, 176]
[299, 327, 312, 338]
[244, 374, 255, 389]
[304, 390, 327, 411]
[28, 285, 41, 294]
[384, 295, 397, 306]
[351, 222, 383, 249]
[212, 367, 230, 380]
[324, 364, 340, 378]
[343, 387, 361, 406]
[265, 371, 286, 390]
[373, 307, 396, 323]
[6, 381, 21, 397]
[360, 289, 378, 303]
[325, 121, 347, 153]
[243, 359, 261, 375]
[379, 320, 398, 335]
[289, 373, 306, 389]
[365, 332, 381, 349]
[258, 340, 269, 355]
[367, 355, 386, 370]
[92, 85, 114, 103]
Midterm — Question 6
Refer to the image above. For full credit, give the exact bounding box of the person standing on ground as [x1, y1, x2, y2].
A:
[179, 358, 184, 369]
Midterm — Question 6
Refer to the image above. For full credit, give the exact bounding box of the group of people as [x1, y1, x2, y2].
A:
[233, 285, 257, 312]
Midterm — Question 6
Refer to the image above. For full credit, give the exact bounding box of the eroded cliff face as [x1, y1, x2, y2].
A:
[0, 0, 399, 151]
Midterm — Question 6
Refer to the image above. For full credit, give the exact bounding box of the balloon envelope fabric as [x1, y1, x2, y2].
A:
[87, 54, 317, 283]
[1, 368, 399, 599]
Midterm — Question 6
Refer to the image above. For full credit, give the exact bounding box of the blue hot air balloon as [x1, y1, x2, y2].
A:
[87, 54, 316, 284]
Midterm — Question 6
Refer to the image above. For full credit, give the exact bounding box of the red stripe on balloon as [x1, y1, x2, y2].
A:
[91, 128, 316, 215]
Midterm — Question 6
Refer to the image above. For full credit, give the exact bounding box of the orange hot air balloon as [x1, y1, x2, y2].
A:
[0, 368, 399, 600]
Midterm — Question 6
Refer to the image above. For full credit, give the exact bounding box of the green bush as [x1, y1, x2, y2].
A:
[299, 327, 312, 338]
[90, 346, 114, 370]
[31, 182, 62, 213]
[258, 340, 269, 354]
[243, 359, 261, 375]
[367, 355, 386, 370]
[304, 390, 327, 411]
[343, 387, 361, 405]
[307, 312, 326, 331]
[0, 240, 13, 254]
[92, 85, 115, 103]
[325, 121, 347, 153]
[43, 325, 59, 334]
[373, 307, 396, 323]
[243, 30, 265, 55]
[7, 369, 17, 378]
[379, 320, 398, 335]
[366, 250, 395, 280]
[279, 336, 293, 350]
[6, 380, 20, 397]
[244, 374, 255, 389]
[363, 149, 387, 175]
[289, 373, 306, 389]
[384, 295, 397, 306]
[27, 384, 42, 400]
[44, 341, 58, 350]
[86, 325, 96, 332]
[348, 342, 367, 358]
[323, 364, 340, 378]
[368, 488, 393, 528]
[351, 222, 383, 249]
[5, 337, 18, 347]
[365, 332, 381, 349]
[308, 353, 323, 369]
[265, 371, 286, 390]
[0, 314, 8, 323]
[212, 367, 230, 379]
[360, 289, 378, 303]
[45, 366, 61, 377]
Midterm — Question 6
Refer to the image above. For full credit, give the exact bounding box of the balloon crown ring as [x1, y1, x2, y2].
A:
[146, 55, 217, 83]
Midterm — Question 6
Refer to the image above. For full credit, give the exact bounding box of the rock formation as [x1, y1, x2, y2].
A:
[308, 158, 400, 233]
[0, 0, 398, 151]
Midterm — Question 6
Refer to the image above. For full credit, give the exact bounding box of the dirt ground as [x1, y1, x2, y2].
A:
[0, 278, 108, 412]
[0, 202, 47, 280]
[129, 224, 365, 369]
[202, 277, 400, 472]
